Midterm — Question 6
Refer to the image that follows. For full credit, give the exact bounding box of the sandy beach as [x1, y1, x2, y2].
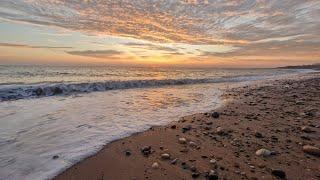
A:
[55, 72, 320, 180]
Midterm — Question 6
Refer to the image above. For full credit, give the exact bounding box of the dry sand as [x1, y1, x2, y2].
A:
[55, 72, 320, 180]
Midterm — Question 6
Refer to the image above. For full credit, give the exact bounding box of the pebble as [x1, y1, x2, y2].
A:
[141, 146, 152, 156]
[182, 125, 192, 133]
[152, 162, 159, 169]
[161, 153, 171, 160]
[125, 150, 131, 156]
[192, 172, 200, 178]
[171, 158, 178, 165]
[271, 169, 286, 179]
[301, 126, 312, 133]
[190, 166, 197, 172]
[189, 141, 197, 148]
[179, 138, 187, 144]
[216, 127, 226, 135]
[52, 155, 59, 160]
[302, 145, 320, 156]
[209, 159, 217, 164]
[206, 170, 219, 180]
[254, 132, 263, 138]
[212, 112, 220, 118]
[255, 148, 272, 157]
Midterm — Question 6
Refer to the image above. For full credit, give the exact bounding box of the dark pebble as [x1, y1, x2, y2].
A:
[212, 112, 220, 118]
[52, 155, 59, 160]
[271, 169, 286, 179]
[192, 172, 200, 178]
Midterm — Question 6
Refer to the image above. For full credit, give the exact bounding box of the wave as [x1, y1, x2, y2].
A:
[0, 76, 266, 101]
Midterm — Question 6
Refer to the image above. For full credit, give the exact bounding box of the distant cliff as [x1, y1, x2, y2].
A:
[278, 63, 320, 70]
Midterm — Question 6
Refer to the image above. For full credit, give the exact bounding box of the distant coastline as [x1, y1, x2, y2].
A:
[278, 63, 320, 70]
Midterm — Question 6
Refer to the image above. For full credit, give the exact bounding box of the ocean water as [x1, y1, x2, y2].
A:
[0, 65, 313, 179]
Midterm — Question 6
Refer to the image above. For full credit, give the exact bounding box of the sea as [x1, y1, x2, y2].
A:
[0, 65, 314, 179]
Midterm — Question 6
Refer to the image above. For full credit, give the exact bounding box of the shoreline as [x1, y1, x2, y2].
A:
[55, 72, 320, 180]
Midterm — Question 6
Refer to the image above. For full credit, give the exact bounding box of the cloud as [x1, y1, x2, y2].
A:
[0, 0, 319, 61]
[67, 49, 124, 58]
[0, 1, 318, 44]
[0, 42, 72, 49]
[123, 42, 179, 52]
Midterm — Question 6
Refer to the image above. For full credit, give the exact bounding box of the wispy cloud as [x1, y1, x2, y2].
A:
[0, 42, 72, 49]
[67, 49, 124, 58]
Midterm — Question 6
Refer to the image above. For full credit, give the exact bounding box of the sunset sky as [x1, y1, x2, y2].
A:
[0, 0, 319, 67]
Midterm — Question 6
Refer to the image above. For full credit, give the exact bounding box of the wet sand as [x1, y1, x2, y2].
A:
[55, 72, 320, 180]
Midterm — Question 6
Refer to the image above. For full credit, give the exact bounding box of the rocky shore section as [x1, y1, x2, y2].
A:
[55, 72, 320, 180]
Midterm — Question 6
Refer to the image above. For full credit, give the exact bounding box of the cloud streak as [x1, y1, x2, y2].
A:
[0, 42, 72, 49]
[67, 49, 124, 58]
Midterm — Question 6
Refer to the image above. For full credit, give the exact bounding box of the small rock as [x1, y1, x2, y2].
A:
[52, 155, 59, 160]
[125, 150, 131, 156]
[161, 153, 170, 160]
[171, 158, 178, 165]
[189, 141, 197, 148]
[255, 148, 272, 157]
[303, 145, 320, 156]
[190, 166, 197, 172]
[152, 162, 159, 169]
[141, 146, 152, 156]
[301, 126, 312, 133]
[182, 125, 192, 133]
[212, 112, 220, 118]
[206, 170, 219, 180]
[171, 125, 176, 129]
[179, 138, 187, 144]
[254, 132, 263, 138]
[271, 169, 286, 179]
[216, 127, 227, 135]
[192, 172, 200, 178]
[209, 159, 217, 164]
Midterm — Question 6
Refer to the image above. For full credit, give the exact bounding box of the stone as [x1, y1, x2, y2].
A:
[209, 159, 217, 164]
[216, 127, 227, 135]
[206, 170, 219, 180]
[161, 153, 170, 160]
[192, 172, 200, 178]
[182, 125, 192, 133]
[254, 132, 263, 138]
[303, 145, 320, 156]
[152, 162, 159, 169]
[125, 150, 131, 156]
[271, 169, 286, 179]
[190, 166, 197, 172]
[52, 155, 59, 160]
[141, 146, 152, 156]
[179, 138, 187, 144]
[171, 125, 177, 129]
[212, 112, 220, 118]
[301, 126, 312, 133]
[171, 158, 178, 165]
[255, 148, 272, 157]
[189, 141, 197, 148]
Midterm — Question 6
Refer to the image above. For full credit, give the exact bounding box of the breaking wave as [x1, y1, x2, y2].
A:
[0, 76, 262, 101]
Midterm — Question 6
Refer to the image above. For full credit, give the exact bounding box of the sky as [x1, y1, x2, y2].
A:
[0, 0, 319, 67]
